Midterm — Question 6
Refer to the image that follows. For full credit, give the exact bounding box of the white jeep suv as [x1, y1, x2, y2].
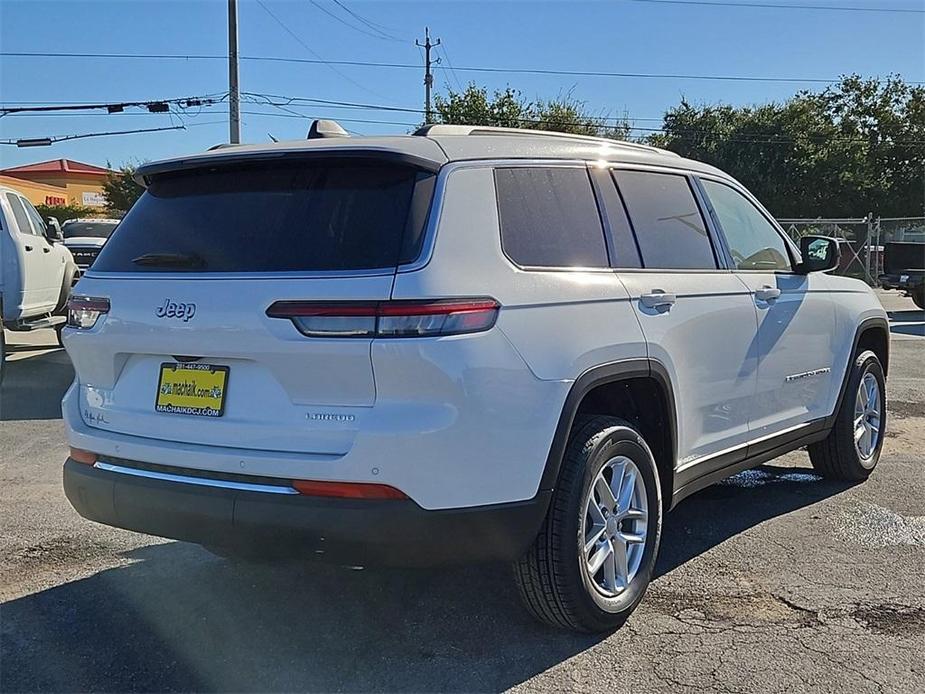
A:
[62, 124, 889, 632]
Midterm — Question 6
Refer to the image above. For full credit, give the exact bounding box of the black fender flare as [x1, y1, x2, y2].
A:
[825, 315, 890, 428]
[538, 358, 678, 493]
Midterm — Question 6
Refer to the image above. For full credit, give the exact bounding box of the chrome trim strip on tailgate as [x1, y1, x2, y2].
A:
[92, 461, 300, 495]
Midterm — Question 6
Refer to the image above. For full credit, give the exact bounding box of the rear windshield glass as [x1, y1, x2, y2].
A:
[92, 160, 435, 273]
[63, 221, 118, 239]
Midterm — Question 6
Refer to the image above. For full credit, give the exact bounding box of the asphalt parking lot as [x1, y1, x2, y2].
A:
[0, 291, 922, 693]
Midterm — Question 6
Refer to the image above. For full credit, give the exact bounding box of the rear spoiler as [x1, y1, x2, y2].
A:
[134, 148, 444, 187]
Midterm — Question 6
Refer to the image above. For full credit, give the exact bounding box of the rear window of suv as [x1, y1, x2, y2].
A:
[92, 160, 435, 273]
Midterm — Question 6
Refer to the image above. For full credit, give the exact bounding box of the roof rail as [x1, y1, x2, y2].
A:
[413, 124, 676, 156]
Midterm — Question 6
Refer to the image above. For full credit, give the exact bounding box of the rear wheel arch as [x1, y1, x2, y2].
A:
[540, 359, 678, 507]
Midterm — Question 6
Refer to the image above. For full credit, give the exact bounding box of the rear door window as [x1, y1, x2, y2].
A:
[93, 160, 435, 273]
[6, 194, 37, 236]
[23, 200, 49, 238]
[495, 167, 609, 268]
[612, 170, 717, 270]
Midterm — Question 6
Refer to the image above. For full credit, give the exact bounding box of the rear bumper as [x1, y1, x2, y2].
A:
[880, 273, 924, 291]
[63, 458, 550, 566]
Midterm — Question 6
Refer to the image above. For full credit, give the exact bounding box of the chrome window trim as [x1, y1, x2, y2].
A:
[93, 461, 300, 495]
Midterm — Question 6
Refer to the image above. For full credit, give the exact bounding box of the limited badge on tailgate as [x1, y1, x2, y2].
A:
[156, 362, 229, 417]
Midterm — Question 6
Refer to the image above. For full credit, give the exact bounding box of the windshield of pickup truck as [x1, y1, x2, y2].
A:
[63, 221, 118, 239]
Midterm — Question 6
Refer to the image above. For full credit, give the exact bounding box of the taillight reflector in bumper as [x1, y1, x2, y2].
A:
[67, 296, 110, 329]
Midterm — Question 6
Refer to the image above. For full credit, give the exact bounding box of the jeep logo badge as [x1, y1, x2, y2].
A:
[155, 298, 197, 322]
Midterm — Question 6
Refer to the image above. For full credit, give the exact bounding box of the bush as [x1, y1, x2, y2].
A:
[35, 204, 103, 223]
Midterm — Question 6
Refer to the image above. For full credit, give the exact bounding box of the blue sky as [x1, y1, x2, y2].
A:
[1, 0, 923, 170]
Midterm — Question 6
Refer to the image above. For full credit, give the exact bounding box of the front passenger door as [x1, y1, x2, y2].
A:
[698, 177, 837, 438]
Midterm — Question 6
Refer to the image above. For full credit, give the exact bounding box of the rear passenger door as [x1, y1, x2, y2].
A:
[698, 177, 837, 437]
[607, 168, 759, 473]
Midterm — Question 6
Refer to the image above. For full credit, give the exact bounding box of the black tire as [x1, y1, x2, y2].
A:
[912, 288, 924, 310]
[514, 415, 662, 632]
[809, 350, 886, 481]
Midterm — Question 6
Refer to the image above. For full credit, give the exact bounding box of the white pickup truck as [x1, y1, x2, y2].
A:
[0, 183, 77, 383]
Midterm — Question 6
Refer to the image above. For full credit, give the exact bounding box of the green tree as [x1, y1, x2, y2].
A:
[433, 84, 629, 139]
[102, 164, 144, 215]
[649, 76, 925, 217]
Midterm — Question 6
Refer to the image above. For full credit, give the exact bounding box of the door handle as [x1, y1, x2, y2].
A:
[42, 246, 51, 253]
[640, 290, 677, 310]
[24, 245, 34, 252]
[755, 285, 781, 302]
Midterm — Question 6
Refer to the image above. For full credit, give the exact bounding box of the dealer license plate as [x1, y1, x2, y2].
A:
[155, 362, 229, 417]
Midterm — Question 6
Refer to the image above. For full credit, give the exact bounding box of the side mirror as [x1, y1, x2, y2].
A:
[46, 217, 62, 242]
[797, 235, 840, 274]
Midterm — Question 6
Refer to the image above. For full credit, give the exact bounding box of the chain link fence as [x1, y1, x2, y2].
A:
[777, 216, 925, 286]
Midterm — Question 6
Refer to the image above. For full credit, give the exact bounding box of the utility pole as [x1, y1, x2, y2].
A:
[416, 27, 440, 124]
[228, 0, 241, 144]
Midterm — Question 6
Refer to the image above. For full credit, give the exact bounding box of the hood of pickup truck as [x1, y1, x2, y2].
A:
[65, 237, 107, 248]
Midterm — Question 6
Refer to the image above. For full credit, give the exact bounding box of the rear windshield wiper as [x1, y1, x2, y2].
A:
[132, 252, 206, 269]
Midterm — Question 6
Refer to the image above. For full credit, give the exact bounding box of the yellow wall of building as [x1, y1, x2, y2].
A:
[0, 175, 69, 206]
[10, 173, 107, 207]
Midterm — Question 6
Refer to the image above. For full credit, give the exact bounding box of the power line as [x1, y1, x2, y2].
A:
[330, 0, 406, 41]
[310, 0, 404, 42]
[230, 104, 925, 146]
[259, 111, 925, 146]
[625, 0, 925, 13]
[243, 91, 672, 122]
[253, 0, 386, 99]
[241, 110, 420, 127]
[0, 124, 189, 147]
[0, 93, 226, 115]
[4, 91, 919, 141]
[4, 52, 918, 85]
[438, 43, 465, 92]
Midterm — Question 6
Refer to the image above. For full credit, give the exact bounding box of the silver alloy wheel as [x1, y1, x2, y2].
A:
[854, 371, 881, 462]
[581, 456, 648, 597]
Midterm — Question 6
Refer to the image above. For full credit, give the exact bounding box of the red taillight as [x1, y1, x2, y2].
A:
[69, 447, 98, 465]
[292, 479, 408, 500]
[67, 296, 110, 329]
[267, 299, 500, 338]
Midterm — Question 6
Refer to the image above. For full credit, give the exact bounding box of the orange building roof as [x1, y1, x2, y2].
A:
[0, 159, 114, 177]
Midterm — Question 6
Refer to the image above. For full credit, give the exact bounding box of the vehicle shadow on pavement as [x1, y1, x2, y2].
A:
[656, 464, 852, 578]
[0, 348, 73, 421]
[0, 465, 852, 693]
